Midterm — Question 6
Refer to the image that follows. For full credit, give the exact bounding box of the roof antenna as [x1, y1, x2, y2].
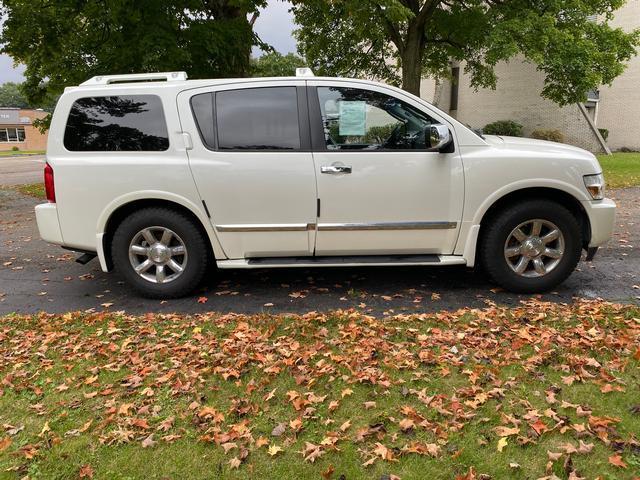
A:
[296, 67, 315, 77]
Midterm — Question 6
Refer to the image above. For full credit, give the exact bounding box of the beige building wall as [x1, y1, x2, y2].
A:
[455, 58, 603, 152]
[595, 0, 640, 150]
[0, 108, 48, 151]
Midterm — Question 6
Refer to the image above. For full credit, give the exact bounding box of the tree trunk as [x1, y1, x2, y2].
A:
[401, 29, 424, 97]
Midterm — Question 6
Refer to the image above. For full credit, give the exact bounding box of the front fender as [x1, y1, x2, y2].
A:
[468, 178, 589, 226]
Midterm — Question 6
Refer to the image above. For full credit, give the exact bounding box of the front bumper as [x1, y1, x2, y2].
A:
[35, 203, 64, 245]
[583, 198, 616, 247]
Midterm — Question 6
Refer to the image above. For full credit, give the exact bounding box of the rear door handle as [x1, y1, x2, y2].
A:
[321, 164, 352, 174]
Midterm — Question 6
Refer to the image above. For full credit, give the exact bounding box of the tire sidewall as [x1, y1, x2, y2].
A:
[111, 208, 208, 298]
[481, 201, 582, 292]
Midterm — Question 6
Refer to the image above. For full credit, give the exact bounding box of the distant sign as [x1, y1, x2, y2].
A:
[0, 110, 20, 125]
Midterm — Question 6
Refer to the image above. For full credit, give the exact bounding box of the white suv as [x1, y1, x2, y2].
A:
[35, 70, 616, 298]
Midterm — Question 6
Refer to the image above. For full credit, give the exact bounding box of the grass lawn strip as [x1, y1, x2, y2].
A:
[0, 300, 639, 479]
[597, 152, 640, 189]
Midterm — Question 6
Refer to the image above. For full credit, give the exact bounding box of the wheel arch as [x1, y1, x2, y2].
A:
[475, 187, 591, 264]
[98, 194, 224, 271]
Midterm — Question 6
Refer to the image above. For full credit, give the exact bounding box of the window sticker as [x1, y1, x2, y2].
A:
[339, 101, 366, 136]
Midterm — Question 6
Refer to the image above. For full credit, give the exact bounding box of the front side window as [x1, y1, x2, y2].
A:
[216, 87, 300, 150]
[316, 86, 436, 151]
[64, 95, 169, 152]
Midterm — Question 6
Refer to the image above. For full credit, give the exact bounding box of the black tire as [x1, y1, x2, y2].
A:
[479, 199, 582, 293]
[111, 207, 209, 298]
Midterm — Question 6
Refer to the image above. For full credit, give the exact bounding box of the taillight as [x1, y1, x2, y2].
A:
[44, 163, 56, 203]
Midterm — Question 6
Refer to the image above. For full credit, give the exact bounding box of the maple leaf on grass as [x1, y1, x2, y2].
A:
[78, 464, 94, 478]
[268, 444, 283, 456]
[608, 454, 627, 468]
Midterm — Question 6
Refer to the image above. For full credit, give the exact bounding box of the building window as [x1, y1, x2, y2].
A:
[0, 127, 26, 143]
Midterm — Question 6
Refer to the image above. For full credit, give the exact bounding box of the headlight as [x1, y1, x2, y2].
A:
[583, 173, 605, 200]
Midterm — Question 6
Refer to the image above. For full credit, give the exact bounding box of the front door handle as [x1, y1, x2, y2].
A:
[321, 164, 352, 174]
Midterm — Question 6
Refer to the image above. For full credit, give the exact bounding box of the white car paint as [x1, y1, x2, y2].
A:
[35, 72, 615, 278]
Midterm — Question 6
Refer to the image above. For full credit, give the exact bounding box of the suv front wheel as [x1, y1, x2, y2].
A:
[111, 207, 209, 298]
[479, 200, 583, 293]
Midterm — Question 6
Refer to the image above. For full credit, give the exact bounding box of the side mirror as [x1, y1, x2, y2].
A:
[428, 124, 453, 151]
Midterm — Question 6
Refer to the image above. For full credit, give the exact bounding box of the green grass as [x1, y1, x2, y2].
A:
[14, 183, 46, 199]
[598, 152, 640, 188]
[0, 301, 638, 479]
[0, 150, 45, 157]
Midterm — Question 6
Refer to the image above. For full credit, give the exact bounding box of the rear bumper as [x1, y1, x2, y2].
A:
[583, 198, 616, 247]
[35, 203, 64, 245]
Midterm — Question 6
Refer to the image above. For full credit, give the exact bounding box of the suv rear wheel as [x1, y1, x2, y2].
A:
[111, 208, 209, 298]
[479, 200, 582, 293]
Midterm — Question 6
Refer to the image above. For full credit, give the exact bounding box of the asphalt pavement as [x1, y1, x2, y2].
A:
[0, 159, 638, 314]
[0, 154, 46, 185]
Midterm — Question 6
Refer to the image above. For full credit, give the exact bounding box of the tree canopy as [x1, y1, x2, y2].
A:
[0, 82, 29, 109]
[251, 52, 306, 77]
[0, 82, 58, 111]
[0, 0, 268, 106]
[291, 0, 640, 104]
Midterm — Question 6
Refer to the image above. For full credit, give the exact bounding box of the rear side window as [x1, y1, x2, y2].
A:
[64, 95, 169, 151]
[190, 93, 216, 149]
[215, 87, 300, 150]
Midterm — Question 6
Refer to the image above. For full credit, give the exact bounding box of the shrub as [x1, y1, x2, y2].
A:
[482, 120, 523, 137]
[598, 128, 609, 141]
[531, 129, 565, 143]
[11, 146, 19, 151]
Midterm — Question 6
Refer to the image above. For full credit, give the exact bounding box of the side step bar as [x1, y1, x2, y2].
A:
[217, 255, 466, 269]
[76, 252, 97, 265]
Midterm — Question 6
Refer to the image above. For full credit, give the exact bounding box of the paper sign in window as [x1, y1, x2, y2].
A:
[339, 101, 366, 136]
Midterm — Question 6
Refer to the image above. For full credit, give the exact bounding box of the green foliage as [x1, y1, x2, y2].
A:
[291, 0, 640, 103]
[531, 129, 565, 143]
[251, 52, 307, 77]
[364, 124, 399, 144]
[0, 82, 59, 112]
[0, 0, 268, 107]
[483, 120, 524, 137]
[598, 128, 610, 141]
[0, 82, 29, 108]
[11, 146, 19, 151]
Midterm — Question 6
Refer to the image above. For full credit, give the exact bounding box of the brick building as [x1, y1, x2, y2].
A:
[0, 108, 49, 152]
[420, 0, 640, 153]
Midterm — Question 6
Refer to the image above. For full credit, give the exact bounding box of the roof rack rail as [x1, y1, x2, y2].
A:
[80, 71, 188, 86]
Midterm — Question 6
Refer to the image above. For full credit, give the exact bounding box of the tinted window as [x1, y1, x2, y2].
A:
[191, 93, 216, 149]
[64, 95, 169, 151]
[317, 87, 436, 150]
[216, 87, 300, 150]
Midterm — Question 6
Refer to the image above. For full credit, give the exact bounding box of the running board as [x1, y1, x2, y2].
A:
[216, 255, 466, 269]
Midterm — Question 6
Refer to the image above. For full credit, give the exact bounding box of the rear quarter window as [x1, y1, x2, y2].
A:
[63, 95, 170, 152]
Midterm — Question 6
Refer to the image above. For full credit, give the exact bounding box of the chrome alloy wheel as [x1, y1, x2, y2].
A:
[128, 227, 188, 284]
[504, 219, 565, 278]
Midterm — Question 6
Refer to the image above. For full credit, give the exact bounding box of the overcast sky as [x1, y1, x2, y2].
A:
[0, 1, 296, 84]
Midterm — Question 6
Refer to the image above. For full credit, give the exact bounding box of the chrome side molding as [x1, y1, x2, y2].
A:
[215, 221, 457, 232]
[215, 224, 316, 232]
[317, 221, 457, 231]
